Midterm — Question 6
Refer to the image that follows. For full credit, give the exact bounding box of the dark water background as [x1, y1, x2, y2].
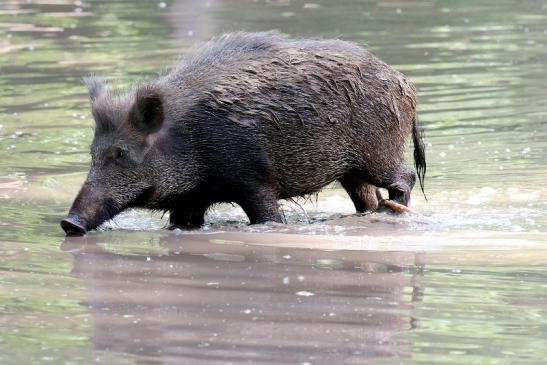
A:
[1, 1, 546, 364]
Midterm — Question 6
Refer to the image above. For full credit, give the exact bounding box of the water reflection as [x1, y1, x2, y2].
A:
[62, 235, 425, 364]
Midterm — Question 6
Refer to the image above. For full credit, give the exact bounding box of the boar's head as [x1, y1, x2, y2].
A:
[61, 76, 190, 236]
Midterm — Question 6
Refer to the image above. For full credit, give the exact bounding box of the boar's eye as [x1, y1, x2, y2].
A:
[114, 148, 128, 160]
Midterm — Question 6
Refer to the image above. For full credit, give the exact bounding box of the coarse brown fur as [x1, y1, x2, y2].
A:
[60, 31, 426, 236]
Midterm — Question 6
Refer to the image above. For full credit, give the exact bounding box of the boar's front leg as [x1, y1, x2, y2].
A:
[237, 188, 284, 225]
[168, 206, 208, 229]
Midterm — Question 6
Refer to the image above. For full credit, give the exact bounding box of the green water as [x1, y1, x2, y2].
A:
[1, 0, 546, 364]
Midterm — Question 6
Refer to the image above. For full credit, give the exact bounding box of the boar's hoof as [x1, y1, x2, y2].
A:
[379, 199, 414, 214]
[61, 215, 87, 236]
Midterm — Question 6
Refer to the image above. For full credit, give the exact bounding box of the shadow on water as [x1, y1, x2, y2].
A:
[61, 235, 425, 364]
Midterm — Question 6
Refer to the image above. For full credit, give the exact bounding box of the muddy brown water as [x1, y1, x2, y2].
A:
[1, 0, 547, 364]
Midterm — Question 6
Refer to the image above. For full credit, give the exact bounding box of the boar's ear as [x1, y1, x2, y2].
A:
[83, 76, 107, 102]
[129, 85, 164, 134]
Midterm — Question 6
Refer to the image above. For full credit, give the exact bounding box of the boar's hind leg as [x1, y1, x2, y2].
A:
[383, 164, 416, 207]
[237, 189, 284, 225]
[340, 176, 382, 212]
[168, 206, 208, 229]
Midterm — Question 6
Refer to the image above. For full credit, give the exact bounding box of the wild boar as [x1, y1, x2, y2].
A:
[61, 32, 426, 236]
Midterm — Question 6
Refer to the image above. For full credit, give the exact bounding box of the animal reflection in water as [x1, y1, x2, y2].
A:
[62, 234, 425, 364]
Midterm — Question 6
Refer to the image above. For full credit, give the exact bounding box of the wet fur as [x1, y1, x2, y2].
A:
[70, 32, 425, 230]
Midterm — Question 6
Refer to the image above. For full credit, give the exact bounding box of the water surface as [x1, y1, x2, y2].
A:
[1, 0, 546, 364]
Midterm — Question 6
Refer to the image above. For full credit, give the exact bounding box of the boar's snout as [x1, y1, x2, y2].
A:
[61, 182, 120, 236]
[61, 214, 88, 236]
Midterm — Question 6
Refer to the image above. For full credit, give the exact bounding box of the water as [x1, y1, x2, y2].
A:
[0, 0, 546, 364]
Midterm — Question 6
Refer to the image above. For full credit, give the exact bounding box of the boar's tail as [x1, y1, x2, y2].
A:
[412, 117, 427, 200]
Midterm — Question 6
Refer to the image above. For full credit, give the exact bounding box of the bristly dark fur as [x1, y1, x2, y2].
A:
[62, 32, 426, 234]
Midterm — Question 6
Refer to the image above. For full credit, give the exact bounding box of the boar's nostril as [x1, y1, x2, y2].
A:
[60, 215, 87, 236]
